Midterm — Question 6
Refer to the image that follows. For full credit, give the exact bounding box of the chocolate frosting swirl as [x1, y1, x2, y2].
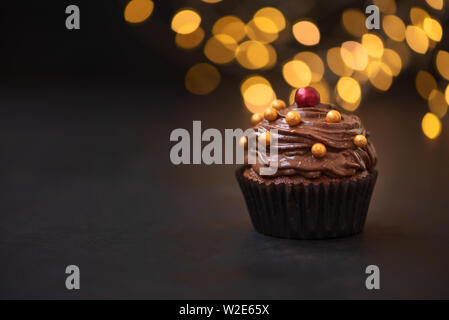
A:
[250, 103, 377, 179]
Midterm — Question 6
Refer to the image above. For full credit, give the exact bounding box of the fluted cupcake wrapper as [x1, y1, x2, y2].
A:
[236, 166, 378, 240]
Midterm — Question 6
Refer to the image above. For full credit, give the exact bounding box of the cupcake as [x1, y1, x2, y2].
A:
[236, 87, 378, 239]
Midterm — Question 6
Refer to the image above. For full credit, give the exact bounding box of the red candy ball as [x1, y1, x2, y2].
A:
[295, 87, 320, 107]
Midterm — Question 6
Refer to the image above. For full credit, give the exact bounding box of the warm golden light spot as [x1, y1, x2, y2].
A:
[212, 16, 246, 42]
[185, 63, 220, 95]
[362, 34, 384, 58]
[236, 41, 274, 70]
[382, 15, 405, 41]
[292, 21, 320, 46]
[338, 95, 361, 112]
[254, 7, 286, 33]
[289, 89, 297, 105]
[337, 77, 361, 104]
[436, 50, 449, 80]
[425, 0, 443, 10]
[204, 34, 237, 64]
[353, 70, 370, 84]
[388, 41, 411, 68]
[415, 71, 437, 100]
[341, 41, 368, 71]
[428, 90, 448, 118]
[341, 9, 366, 37]
[264, 44, 277, 69]
[124, 0, 154, 24]
[410, 7, 430, 28]
[246, 41, 270, 69]
[240, 76, 270, 96]
[381, 48, 402, 76]
[314, 81, 331, 104]
[373, 0, 397, 14]
[241, 77, 276, 114]
[446, 85, 449, 106]
[175, 27, 205, 49]
[171, 9, 201, 34]
[246, 20, 278, 44]
[326, 47, 353, 76]
[253, 16, 278, 35]
[422, 112, 442, 139]
[201, 0, 222, 3]
[294, 52, 324, 82]
[405, 26, 429, 54]
[423, 18, 443, 42]
[282, 60, 312, 88]
[367, 61, 393, 91]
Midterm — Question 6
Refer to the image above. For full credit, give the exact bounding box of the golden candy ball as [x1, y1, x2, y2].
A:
[311, 143, 326, 158]
[285, 111, 302, 126]
[264, 107, 278, 121]
[258, 131, 271, 147]
[326, 110, 341, 123]
[272, 99, 286, 110]
[353, 134, 367, 147]
[239, 136, 247, 149]
[251, 113, 263, 126]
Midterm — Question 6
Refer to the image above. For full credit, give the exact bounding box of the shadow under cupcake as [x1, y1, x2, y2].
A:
[236, 87, 378, 240]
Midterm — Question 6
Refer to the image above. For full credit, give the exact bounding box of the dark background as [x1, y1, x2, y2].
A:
[0, 0, 449, 299]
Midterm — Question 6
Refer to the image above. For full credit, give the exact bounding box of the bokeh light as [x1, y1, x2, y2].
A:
[423, 18, 443, 42]
[341, 41, 368, 71]
[415, 71, 437, 100]
[313, 80, 331, 104]
[410, 7, 430, 28]
[421, 112, 442, 139]
[282, 60, 312, 88]
[175, 27, 205, 49]
[367, 61, 393, 91]
[124, 0, 154, 24]
[373, 0, 397, 14]
[254, 7, 286, 34]
[171, 9, 201, 34]
[185, 63, 221, 95]
[236, 41, 276, 70]
[246, 41, 269, 69]
[292, 21, 320, 46]
[201, 0, 222, 3]
[337, 95, 361, 112]
[446, 85, 449, 105]
[388, 41, 411, 68]
[327, 47, 353, 76]
[436, 50, 449, 80]
[362, 34, 384, 58]
[294, 52, 324, 83]
[241, 76, 276, 114]
[381, 48, 402, 76]
[425, 0, 444, 10]
[405, 25, 429, 54]
[246, 20, 278, 44]
[336, 77, 361, 104]
[341, 9, 366, 37]
[428, 90, 448, 118]
[204, 34, 237, 64]
[212, 16, 246, 42]
[382, 15, 405, 41]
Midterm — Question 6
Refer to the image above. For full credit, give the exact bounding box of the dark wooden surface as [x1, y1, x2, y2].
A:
[0, 77, 448, 299]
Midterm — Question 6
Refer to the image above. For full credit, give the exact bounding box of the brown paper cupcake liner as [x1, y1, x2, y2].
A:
[236, 166, 378, 239]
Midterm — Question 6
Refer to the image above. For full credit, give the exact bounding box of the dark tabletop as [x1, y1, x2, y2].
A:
[0, 75, 448, 300]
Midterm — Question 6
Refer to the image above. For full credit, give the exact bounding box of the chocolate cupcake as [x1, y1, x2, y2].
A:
[236, 87, 378, 239]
